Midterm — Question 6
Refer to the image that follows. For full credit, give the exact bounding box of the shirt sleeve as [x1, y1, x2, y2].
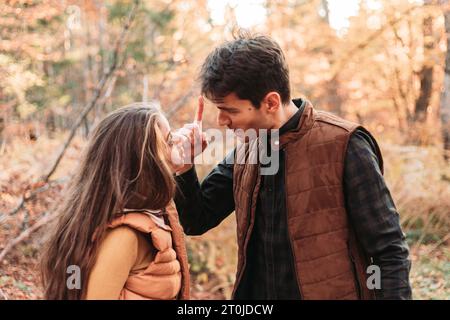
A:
[174, 150, 235, 235]
[344, 130, 412, 300]
[85, 226, 138, 299]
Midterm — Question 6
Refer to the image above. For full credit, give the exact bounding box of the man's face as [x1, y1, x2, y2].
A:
[212, 92, 273, 135]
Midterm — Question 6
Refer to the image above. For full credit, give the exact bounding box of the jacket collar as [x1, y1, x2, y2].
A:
[274, 99, 315, 149]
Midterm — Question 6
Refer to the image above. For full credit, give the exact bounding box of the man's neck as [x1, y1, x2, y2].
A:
[274, 100, 299, 129]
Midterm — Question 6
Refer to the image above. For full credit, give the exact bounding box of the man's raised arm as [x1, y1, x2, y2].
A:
[174, 151, 235, 235]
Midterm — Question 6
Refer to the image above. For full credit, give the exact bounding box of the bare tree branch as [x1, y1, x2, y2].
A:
[0, 212, 57, 262]
[44, 0, 140, 182]
[166, 84, 199, 120]
[0, 0, 140, 219]
[330, 4, 422, 82]
[0, 1, 141, 261]
[0, 177, 68, 225]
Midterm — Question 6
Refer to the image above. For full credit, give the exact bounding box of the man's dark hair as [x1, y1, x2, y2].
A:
[199, 31, 291, 108]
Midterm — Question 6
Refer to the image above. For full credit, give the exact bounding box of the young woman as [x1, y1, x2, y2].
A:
[41, 103, 191, 300]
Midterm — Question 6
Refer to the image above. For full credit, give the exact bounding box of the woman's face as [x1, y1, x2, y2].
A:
[157, 115, 185, 172]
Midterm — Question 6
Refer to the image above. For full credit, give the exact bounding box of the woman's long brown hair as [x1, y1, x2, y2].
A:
[40, 103, 176, 299]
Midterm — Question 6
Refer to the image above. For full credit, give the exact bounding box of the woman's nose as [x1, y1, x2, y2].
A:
[217, 111, 231, 127]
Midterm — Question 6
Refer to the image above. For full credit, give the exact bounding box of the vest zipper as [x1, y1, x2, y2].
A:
[284, 149, 304, 299]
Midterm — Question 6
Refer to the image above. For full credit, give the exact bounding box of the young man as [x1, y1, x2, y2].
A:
[174, 34, 412, 300]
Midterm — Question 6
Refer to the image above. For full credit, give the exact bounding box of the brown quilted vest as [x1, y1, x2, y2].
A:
[233, 101, 382, 300]
[107, 201, 190, 300]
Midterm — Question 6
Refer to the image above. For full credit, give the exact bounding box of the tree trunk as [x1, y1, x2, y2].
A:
[440, 9, 450, 159]
[321, 0, 330, 25]
[95, 0, 107, 118]
[83, 18, 93, 138]
[321, 0, 343, 116]
[415, 12, 434, 121]
[0, 116, 4, 149]
[143, 74, 149, 103]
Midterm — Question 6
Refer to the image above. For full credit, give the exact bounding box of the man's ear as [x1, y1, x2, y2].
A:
[263, 92, 282, 113]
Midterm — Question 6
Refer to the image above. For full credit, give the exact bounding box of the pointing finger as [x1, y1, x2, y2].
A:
[195, 95, 204, 124]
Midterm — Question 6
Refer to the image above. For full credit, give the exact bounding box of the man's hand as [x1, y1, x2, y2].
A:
[174, 96, 208, 175]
